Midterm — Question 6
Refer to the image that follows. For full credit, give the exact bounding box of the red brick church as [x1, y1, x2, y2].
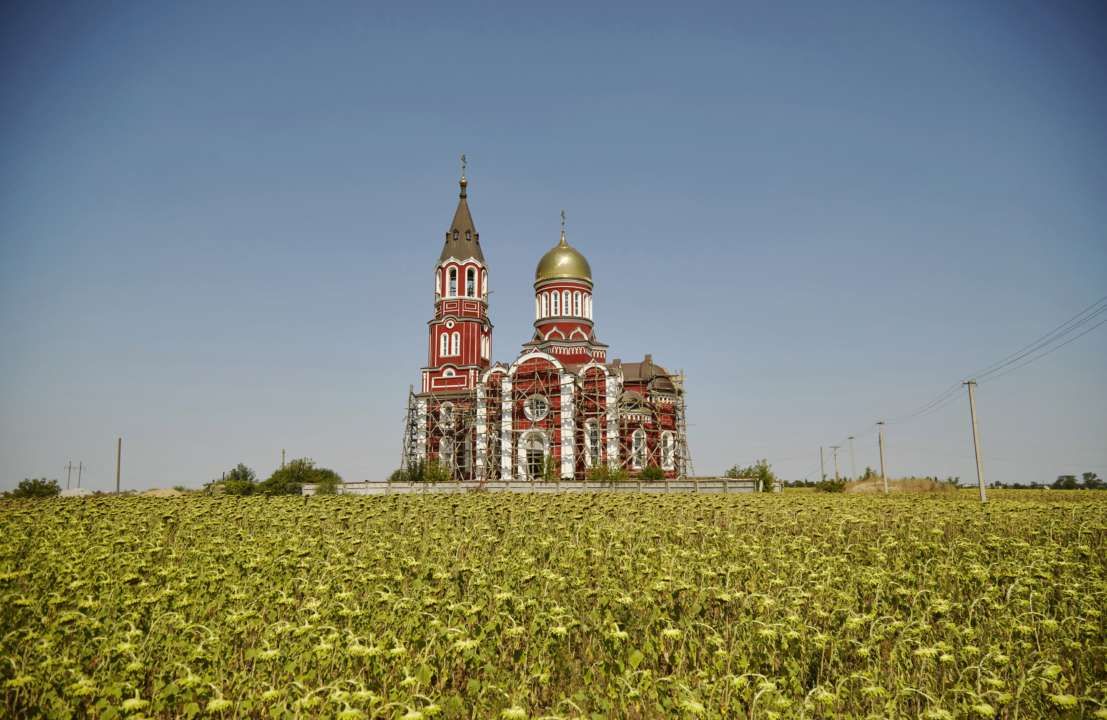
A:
[402, 166, 691, 481]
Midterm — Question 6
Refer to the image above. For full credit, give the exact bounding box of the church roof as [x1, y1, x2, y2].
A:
[613, 354, 676, 392]
[439, 175, 484, 263]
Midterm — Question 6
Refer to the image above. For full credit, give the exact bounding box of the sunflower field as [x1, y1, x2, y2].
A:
[1, 491, 1105, 719]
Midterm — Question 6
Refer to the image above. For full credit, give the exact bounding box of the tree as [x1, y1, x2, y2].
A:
[1082, 472, 1104, 490]
[1052, 475, 1079, 490]
[259, 458, 342, 496]
[725, 459, 777, 492]
[313, 468, 341, 495]
[219, 463, 257, 496]
[7, 478, 61, 498]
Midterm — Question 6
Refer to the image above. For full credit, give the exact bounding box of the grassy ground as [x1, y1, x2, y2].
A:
[2, 492, 1105, 719]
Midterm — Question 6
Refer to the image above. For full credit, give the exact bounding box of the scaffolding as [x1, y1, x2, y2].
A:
[401, 362, 694, 482]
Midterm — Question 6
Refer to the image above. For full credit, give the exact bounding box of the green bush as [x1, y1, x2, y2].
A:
[815, 479, 846, 493]
[639, 464, 664, 483]
[219, 463, 257, 496]
[259, 458, 342, 496]
[393, 459, 453, 483]
[587, 465, 630, 485]
[6, 478, 61, 499]
[725, 459, 777, 492]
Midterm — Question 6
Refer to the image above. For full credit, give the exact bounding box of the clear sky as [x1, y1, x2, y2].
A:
[2, 1, 1105, 491]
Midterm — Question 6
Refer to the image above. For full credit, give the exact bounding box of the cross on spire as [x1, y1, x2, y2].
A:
[560, 209, 567, 244]
[460, 153, 467, 179]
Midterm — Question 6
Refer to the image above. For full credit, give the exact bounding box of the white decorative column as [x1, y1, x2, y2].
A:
[475, 384, 486, 481]
[605, 374, 619, 468]
[500, 378, 513, 481]
[416, 398, 428, 461]
[560, 371, 575, 478]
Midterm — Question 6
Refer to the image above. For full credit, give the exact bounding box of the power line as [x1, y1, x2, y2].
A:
[980, 316, 1107, 385]
[882, 294, 1107, 427]
[971, 295, 1107, 383]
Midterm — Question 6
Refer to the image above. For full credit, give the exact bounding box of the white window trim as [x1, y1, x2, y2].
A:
[632, 429, 646, 470]
[661, 431, 675, 471]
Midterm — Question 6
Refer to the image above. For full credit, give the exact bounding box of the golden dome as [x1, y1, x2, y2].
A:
[535, 232, 592, 283]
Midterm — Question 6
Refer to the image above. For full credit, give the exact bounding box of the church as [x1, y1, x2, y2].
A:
[402, 166, 691, 482]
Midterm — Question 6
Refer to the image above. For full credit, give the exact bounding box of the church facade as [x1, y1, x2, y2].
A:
[402, 169, 691, 481]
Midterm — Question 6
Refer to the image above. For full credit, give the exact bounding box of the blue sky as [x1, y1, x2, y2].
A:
[2, 1, 1105, 490]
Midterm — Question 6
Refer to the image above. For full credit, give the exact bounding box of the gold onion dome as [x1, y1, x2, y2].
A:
[535, 227, 592, 283]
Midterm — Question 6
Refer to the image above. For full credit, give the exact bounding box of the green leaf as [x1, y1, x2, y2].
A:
[629, 649, 645, 669]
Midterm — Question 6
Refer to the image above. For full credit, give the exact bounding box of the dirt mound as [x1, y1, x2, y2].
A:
[845, 478, 956, 494]
[141, 488, 183, 497]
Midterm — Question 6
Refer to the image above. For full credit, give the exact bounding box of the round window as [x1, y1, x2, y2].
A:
[524, 395, 549, 421]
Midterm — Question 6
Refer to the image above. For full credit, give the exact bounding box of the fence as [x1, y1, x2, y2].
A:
[302, 477, 760, 496]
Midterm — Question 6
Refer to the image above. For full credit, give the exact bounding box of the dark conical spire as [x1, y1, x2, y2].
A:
[439, 156, 484, 263]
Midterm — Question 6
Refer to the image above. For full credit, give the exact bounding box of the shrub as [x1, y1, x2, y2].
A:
[588, 465, 630, 485]
[815, 479, 846, 493]
[219, 463, 257, 496]
[313, 468, 341, 495]
[259, 458, 342, 496]
[7, 478, 61, 499]
[639, 464, 664, 483]
[725, 459, 777, 492]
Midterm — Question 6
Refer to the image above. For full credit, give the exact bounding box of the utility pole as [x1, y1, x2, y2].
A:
[77, 461, 83, 489]
[830, 446, 840, 482]
[281, 449, 286, 469]
[65, 461, 74, 490]
[819, 446, 826, 482]
[877, 421, 888, 494]
[115, 437, 122, 494]
[964, 380, 986, 503]
[848, 436, 856, 481]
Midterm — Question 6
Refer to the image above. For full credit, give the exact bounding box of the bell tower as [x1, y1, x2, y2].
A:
[421, 160, 493, 393]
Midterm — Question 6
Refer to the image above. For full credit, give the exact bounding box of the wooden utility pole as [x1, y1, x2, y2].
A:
[965, 381, 986, 503]
[77, 461, 83, 488]
[830, 446, 841, 482]
[115, 438, 122, 494]
[281, 449, 286, 469]
[848, 436, 856, 481]
[65, 461, 74, 490]
[877, 421, 888, 494]
[819, 446, 826, 482]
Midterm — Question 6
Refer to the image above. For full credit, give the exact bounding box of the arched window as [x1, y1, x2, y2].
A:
[540, 293, 548, 317]
[448, 268, 457, 297]
[632, 429, 646, 469]
[466, 268, 476, 296]
[584, 421, 601, 468]
[524, 431, 547, 481]
[441, 402, 454, 428]
[662, 431, 675, 471]
[535, 296, 540, 320]
[573, 291, 582, 316]
[436, 270, 442, 296]
[450, 332, 460, 356]
[585, 294, 592, 319]
[551, 291, 560, 316]
[481, 271, 487, 297]
[439, 333, 448, 357]
[562, 290, 571, 315]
